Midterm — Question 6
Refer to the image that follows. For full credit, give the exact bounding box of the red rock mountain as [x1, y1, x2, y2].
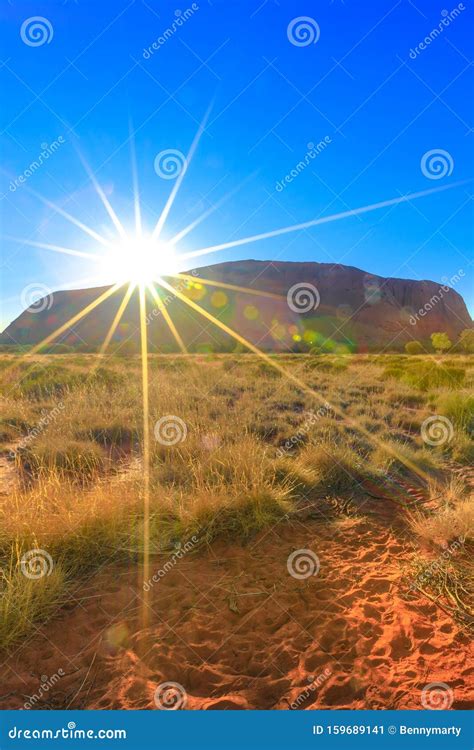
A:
[1, 261, 471, 352]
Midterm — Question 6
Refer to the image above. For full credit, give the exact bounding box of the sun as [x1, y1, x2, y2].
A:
[105, 234, 179, 285]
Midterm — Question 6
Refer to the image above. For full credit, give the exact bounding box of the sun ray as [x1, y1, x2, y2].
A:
[157, 277, 434, 485]
[4, 236, 105, 263]
[151, 104, 212, 242]
[130, 120, 143, 238]
[99, 282, 136, 356]
[181, 181, 469, 262]
[147, 281, 187, 354]
[26, 282, 125, 357]
[76, 148, 128, 240]
[53, 275, 118, 291]
[169, 273, 284, 300]
[18, 183, 117, 250]
[138, 283, 151, 626]
[168, 173, 256, 246]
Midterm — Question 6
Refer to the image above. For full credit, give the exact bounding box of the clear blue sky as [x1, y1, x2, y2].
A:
[1, 0, 473, 328]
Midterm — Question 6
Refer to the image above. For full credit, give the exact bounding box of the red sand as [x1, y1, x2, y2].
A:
[1, 504, 472, 710]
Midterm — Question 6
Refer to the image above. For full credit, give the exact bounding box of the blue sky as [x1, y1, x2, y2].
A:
[1, 0, 473, 328]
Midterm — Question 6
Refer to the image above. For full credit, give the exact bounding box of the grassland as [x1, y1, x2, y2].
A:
[0, 352, 472, 708]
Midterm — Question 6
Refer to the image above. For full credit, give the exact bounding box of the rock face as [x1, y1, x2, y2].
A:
[1, 260, 471, 352]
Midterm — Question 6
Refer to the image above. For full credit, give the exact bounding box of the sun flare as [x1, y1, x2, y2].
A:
[104, 235, 179, 285]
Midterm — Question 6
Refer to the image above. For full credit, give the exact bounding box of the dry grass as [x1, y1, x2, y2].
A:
[406, 477, 473, 632]
[408, 478, 474, 547]
[0, 352, 472, 647]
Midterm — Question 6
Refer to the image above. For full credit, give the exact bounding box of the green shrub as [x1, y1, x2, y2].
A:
[431, 332, 452, 353]
[12, 365, 84, 400]
[405, 341, 424, 355]
[383, 362, 465, 391]
[437, 393, 474, 433]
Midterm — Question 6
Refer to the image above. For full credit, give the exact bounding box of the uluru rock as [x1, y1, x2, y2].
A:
[1, 260, 471, 352]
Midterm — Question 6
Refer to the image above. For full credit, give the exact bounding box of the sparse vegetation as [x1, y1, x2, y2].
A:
[0, 352, 472, 651]
[458, 328, 474, 354]
[431, 331, 452, 354]
[405, 340, 424, 355]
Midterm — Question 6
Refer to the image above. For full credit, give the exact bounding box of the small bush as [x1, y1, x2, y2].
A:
[18, 440, 107, 482]
[431, 332, 452, 353]
[437, 393, 474, 433]
[405, 341, 424, 355]
[450, 432, 474, 464]
[299, 444, 364, 493]
[0, 557, 66, 649]
[12, 365, 85, 400]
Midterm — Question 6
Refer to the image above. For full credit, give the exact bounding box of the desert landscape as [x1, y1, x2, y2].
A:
[1, 0, 472, 725]
[0, 322, 472, 710]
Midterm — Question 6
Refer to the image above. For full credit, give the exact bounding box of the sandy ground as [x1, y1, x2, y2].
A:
[1, 493, 472, 711]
